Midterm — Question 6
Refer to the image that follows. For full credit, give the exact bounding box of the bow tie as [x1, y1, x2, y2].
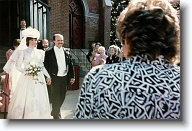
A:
[20, 28, 25, 31]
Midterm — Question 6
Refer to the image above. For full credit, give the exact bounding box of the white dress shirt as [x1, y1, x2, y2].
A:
[20, 28, 26, 39]
[54, 46, 67, 76]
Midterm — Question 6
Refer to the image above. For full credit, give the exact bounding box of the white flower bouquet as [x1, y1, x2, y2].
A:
[25, 62, 44, 84]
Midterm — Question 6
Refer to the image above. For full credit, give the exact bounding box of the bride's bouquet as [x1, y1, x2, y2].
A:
[25, 62, 44, 84]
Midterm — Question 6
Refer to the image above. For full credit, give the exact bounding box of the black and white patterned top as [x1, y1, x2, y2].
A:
[74, 55, 180, 119]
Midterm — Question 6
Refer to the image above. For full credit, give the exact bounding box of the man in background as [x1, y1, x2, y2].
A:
[42, 39, 50, 51]
[14, 19, 26, 40]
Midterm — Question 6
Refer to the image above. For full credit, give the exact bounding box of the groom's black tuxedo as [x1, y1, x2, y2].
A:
[44, 47, 75, 118]
[44, 47, 74, 78]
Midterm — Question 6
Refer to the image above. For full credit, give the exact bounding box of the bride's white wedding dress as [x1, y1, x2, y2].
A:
[7, 47, 51, 119]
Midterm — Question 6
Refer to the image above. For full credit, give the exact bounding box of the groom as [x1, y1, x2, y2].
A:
[44, 34, 75, 119]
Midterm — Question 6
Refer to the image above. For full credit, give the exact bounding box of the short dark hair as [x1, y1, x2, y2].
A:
[26, 37, 37, 46]
[20, 19, 26, 22]
[116, 2, 180, 62]
[12, 39, 20, 50]
[95, 42, 101, 47]
[13, 39, 21, 47]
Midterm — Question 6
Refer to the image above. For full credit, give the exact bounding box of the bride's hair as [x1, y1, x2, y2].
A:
[26, 37, 37, 46]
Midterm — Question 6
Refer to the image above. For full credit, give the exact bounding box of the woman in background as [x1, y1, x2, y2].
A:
[0, 39, 20, 116]
[106, 45, 120, 64]
[91, 46, 108, 67]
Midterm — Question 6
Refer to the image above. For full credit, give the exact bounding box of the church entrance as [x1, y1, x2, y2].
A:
[69, 0, 85, 49]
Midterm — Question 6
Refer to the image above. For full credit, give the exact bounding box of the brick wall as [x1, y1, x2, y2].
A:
[85, 0, 104, 48]
[48, 0, 70, 47]
[47, 0, 109, 49]
[86, 0, 99, 14]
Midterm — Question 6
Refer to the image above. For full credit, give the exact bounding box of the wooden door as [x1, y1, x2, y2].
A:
[69, 0, 84, 49]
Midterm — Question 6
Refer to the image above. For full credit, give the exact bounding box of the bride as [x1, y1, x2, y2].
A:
[3, 27, 52, 119]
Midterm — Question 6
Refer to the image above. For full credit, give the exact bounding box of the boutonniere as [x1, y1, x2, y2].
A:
[66, 50, 70, 55]
[66, 50, 70, 56]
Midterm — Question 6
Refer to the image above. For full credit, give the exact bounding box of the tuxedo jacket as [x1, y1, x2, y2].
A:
[44, 47, 75, 80]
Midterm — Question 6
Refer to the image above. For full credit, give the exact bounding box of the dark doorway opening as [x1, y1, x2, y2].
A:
[0, 1, 18, 46]
[69, 0, 85, 49]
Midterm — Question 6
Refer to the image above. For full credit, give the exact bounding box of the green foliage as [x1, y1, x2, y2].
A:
[110, 0, 130, 47]
[110, 0, 180, 48]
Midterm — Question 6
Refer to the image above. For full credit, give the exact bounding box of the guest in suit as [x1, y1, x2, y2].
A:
[37, 39, 50, 51]
[14, 19, 27, 40]
[44, 34, 75, 119]
[37, 40, 43, 50]
[42, 39, 50, 51]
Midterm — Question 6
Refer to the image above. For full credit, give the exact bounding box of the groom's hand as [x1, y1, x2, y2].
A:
[46, 77, 51, 85]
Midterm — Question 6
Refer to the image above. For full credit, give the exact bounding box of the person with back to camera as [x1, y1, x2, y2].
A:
[3, 27, 52, 119]
[74, 0, 180, 119]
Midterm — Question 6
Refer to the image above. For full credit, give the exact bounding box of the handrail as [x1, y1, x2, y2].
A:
[70, 37, 91, 70]
[70, 40, 88, 59]
[69, 49, 91, 71]
[36, 0, 51, 10]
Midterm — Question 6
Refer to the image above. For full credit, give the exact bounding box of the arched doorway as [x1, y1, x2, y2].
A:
[69, 0, 85, 49]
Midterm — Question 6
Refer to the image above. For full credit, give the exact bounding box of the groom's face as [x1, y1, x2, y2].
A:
[54, 35, 64, 48]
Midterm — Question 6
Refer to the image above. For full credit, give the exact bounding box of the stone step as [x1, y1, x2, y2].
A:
[0, 51, 7, 56]
[0, 46, 11, 50]
[70, 49, 90, 78]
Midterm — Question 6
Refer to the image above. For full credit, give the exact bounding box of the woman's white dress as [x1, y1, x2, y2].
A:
[7, 48, 51, 119]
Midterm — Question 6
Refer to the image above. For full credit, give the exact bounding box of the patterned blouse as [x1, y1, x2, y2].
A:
[74, 55, 180, 119]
